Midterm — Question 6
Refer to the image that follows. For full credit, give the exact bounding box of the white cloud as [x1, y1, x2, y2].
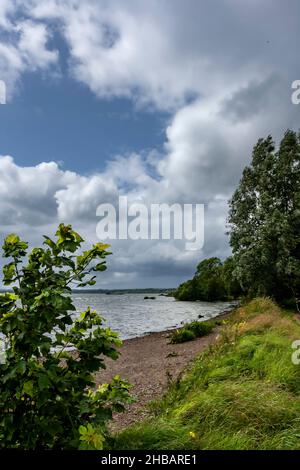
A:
[0, 0, 300, 286]
[0, 69, 299, 285]
[0, 156, 76, 225]
[0, 6, 58, 96]
[27, 0, 300, 110]
[17, 20, 58, 70]
[0, 149, 220, 283]
[0, 0, 14, 28]
[1, 0, 299, 110]
[0, 0, 294, 110]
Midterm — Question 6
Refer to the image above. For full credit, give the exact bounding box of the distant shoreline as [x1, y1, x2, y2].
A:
[71, 288, 175, 295]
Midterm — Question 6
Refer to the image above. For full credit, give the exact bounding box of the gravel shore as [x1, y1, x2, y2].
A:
[95, 309, 233, 430]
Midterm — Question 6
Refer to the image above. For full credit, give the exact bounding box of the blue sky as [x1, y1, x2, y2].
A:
[0, 0, 299, 288]
[0, 71, 168, 173]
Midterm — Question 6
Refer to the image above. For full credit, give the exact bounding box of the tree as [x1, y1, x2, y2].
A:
[195, 257, 227, 301]
[174, 278, 199, 301]
[228, 130, 300, 308]
[174, 257, 232, 301]
[0, 224, 131, 449]
[222, 256, 243, 299]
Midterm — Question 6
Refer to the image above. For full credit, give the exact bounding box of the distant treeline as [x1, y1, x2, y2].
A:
[72, 288, 174, 295]
[175, 130, 300, 309]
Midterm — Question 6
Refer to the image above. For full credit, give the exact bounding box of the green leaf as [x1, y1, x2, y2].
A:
[2, 262, 16, 285]
[78, 424, 104, 450]
[5, 234, 20, 245]
[38, 374, 50, 390]
[22, 381, 34, 397]
[93, 262, 107, 272]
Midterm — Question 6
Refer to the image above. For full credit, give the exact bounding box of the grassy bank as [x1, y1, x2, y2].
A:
[111, 298, 300, 450]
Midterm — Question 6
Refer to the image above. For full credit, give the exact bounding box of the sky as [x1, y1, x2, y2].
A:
[0, 0, 300, 288]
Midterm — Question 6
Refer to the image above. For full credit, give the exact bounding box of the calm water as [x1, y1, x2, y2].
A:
[72, 293, 236, 339]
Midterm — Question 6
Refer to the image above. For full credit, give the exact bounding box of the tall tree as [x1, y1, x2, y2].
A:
[228, 130, 300, 308]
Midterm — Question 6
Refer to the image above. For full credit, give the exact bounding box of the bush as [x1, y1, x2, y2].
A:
[188, 320, 215, 337]
[0, 224, 131, 449]
[169, 320, 215, 344]
[169, 328, 196, 344]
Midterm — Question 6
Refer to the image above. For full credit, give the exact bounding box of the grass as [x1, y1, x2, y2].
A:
[111, 298, 300, 450]
[169, 319, 215, 344]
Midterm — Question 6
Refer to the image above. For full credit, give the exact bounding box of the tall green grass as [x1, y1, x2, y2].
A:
[111, 298, 300, 450]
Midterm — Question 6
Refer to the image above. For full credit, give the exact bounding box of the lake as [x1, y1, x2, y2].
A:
[72, 293, 236, 339]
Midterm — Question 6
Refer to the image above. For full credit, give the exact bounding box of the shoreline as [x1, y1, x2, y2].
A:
[119, 302, 238, 342]
[95, 307, 236, 431]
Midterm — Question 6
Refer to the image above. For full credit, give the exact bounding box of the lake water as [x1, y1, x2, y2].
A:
[72, 293, 236, 339]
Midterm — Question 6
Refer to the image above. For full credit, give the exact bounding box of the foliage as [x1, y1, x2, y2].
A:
[169, 328, 196, 344]
[169, 319, 215, 344]
[222, 256, 243, 299]
[112, 298, 300, 450]
[228, 130, 300, 309]
[173, 278, 198, 301]
[195, 258, 226, 299]
[173, 256, 242, 301]
[188, 320, 215, 337]
[78, 424, 105, 450]
[0, 224, 131, 449]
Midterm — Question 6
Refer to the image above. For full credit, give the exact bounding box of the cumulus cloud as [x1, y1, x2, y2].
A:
[0, 0, 300, 286]
[160, 75, 298, 202]
[0, 0, 297, 109]
[0, 5, 58, 96]
[0, 156, 76, 225]
[0, 0, 15, 29]
[16, 20, 58, 70]
[0, 142, 225, 281]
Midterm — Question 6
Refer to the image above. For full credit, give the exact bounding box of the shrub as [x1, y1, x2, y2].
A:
[0, 224, 131, 449]
[169, 328, 196, 344]
[188, 320, 215, 337]
[169, 320, 215, 344]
